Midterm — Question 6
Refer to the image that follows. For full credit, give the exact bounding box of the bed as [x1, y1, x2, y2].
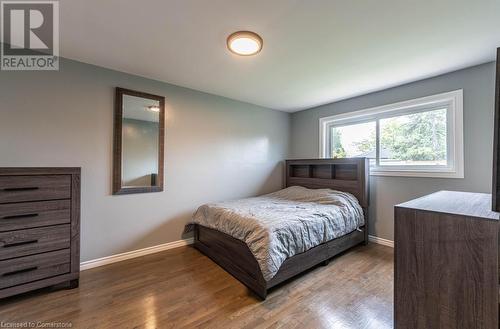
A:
[190, 158, 369, 299]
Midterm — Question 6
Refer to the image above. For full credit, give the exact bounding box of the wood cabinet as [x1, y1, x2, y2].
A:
[0, 168, 80, 299]
[395, 191, 499, 329]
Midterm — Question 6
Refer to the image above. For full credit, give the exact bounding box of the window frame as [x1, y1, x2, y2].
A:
[319, 90, 464, 178]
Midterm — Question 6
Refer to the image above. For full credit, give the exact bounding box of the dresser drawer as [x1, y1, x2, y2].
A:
[0, 225, 70, 260]
[0, 249, 70, 289]
[0, 200, 71, 232]
[0, 175, 71, 204]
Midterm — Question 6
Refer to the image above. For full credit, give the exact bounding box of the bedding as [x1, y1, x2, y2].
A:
[188, 186, 364, 281]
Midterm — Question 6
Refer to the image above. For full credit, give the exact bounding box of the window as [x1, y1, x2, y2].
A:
[320, 90, 464, 178]
[329, 121, 377, 165]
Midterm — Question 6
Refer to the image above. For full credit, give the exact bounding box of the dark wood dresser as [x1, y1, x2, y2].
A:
[0, 168, 80, 299]
[395, 190, 499, 329]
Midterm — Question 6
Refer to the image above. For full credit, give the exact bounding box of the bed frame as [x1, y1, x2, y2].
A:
[193, 158, 370, 299]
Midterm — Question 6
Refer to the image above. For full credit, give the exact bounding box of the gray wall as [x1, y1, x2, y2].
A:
[0, 57, 494, 256]
[291, 62, 496, 240]
[0, 59, 290, 262]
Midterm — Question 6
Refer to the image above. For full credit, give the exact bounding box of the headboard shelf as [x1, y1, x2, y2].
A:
[287, 177, 359, 189]
[311, 164, 332, 179]
[285, 158, 369, 208]
[290, 165, 311, 178]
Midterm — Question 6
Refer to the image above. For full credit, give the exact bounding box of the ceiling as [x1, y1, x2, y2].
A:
[61, 0, 500, 112]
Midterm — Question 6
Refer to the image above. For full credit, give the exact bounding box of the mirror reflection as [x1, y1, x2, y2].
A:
[122, 94, 160, 188]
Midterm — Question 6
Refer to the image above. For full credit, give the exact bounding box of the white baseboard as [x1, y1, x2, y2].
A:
[369, 235, 394, 248]
[80, 234, 391, 271]
[80, 238, 194, 271]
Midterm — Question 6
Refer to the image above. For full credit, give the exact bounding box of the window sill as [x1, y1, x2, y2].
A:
[370, 169, 464, 179]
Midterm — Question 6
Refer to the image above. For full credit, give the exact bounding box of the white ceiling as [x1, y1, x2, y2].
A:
[61, 0, 500, 112]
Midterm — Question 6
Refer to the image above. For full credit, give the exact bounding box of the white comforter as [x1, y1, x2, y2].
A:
[190, 186, 364, 281]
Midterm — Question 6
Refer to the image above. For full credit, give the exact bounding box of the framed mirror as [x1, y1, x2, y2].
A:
[113, 87, 165, 195]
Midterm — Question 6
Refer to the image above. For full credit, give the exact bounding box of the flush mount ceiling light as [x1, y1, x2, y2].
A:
[145, 105, 160, 113]
[227, 31, 263, 56]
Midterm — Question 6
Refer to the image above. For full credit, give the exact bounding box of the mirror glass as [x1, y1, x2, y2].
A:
[121, 94, 160, 189]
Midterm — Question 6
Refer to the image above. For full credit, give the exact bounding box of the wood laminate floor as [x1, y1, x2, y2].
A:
[0, 244, 393, 329]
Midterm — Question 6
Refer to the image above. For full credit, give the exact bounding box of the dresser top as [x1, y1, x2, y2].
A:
[0, 167, 80, 175]
[396, 190, 500, 221]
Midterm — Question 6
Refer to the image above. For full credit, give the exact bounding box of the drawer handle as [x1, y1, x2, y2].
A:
[3, 239, 38, 248]
[2, 213, 39, 220]
[2, 266, 38, 277]
[3, 187, 39, 192]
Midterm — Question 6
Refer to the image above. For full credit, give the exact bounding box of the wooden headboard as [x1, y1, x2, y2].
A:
[285, 158, 370, 208]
